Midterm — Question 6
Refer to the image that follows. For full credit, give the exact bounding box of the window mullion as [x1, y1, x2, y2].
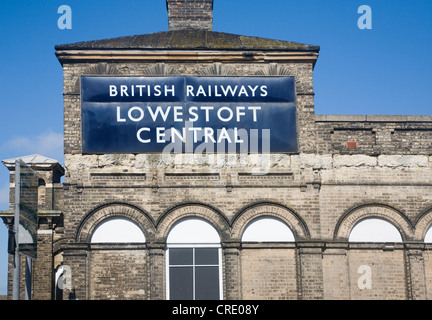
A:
[192, 247, 196, 300]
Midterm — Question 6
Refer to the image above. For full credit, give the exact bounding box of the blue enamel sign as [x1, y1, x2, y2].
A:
[81, 76, 298, 153]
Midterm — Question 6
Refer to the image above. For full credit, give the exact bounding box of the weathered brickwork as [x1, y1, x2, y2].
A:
[241, 248, 297, 300]
[424, 250, 432, 299]
[2, 0, 432, 300]
[316, 115, 432, 155]
[348, 249, 406, 300]
[89, 247, 148, 300]
[322, 248, 350, 299]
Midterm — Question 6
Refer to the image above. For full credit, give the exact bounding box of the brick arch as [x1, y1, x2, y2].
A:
[414, 205, 432, 241]
[334, 203, 414, 241]
[231, 202, 310, 241]
[155, 203, 230, 243]
[76, 202, 155, 243]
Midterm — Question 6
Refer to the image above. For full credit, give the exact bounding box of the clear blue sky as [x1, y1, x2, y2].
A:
[0, 0, 431, 295]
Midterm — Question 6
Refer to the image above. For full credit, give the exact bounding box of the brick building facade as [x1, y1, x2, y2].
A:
[2, 0, 432, 300]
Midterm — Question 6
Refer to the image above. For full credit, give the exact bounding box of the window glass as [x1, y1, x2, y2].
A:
[169, 267, 193, 300]
[170, 248, 193, 265]
[169, 248, 220, 300]
[195, 248, 219, 265]
[195, 266, 220, 300]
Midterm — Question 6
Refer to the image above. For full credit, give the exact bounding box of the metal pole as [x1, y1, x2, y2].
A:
[12, 159, 21, 300]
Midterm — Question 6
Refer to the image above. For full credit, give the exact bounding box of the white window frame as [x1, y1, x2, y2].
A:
[165, 218, 223, 300]
[166, 243, 223, 300]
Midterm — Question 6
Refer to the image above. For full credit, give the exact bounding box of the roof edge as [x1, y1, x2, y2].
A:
[54, 30, 320, 53]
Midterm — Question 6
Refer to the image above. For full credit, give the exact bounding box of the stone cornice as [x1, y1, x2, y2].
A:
[55, 49, 319, 65]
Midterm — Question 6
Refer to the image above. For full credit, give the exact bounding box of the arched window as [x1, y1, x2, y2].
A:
[90, 217, 145, 243]
[241, 217, 295, 242]
[348, 218, 402, 242]
[166, 218, 222, 300]
[425, 225, 432, 243]
[167, 218, 220, 245]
